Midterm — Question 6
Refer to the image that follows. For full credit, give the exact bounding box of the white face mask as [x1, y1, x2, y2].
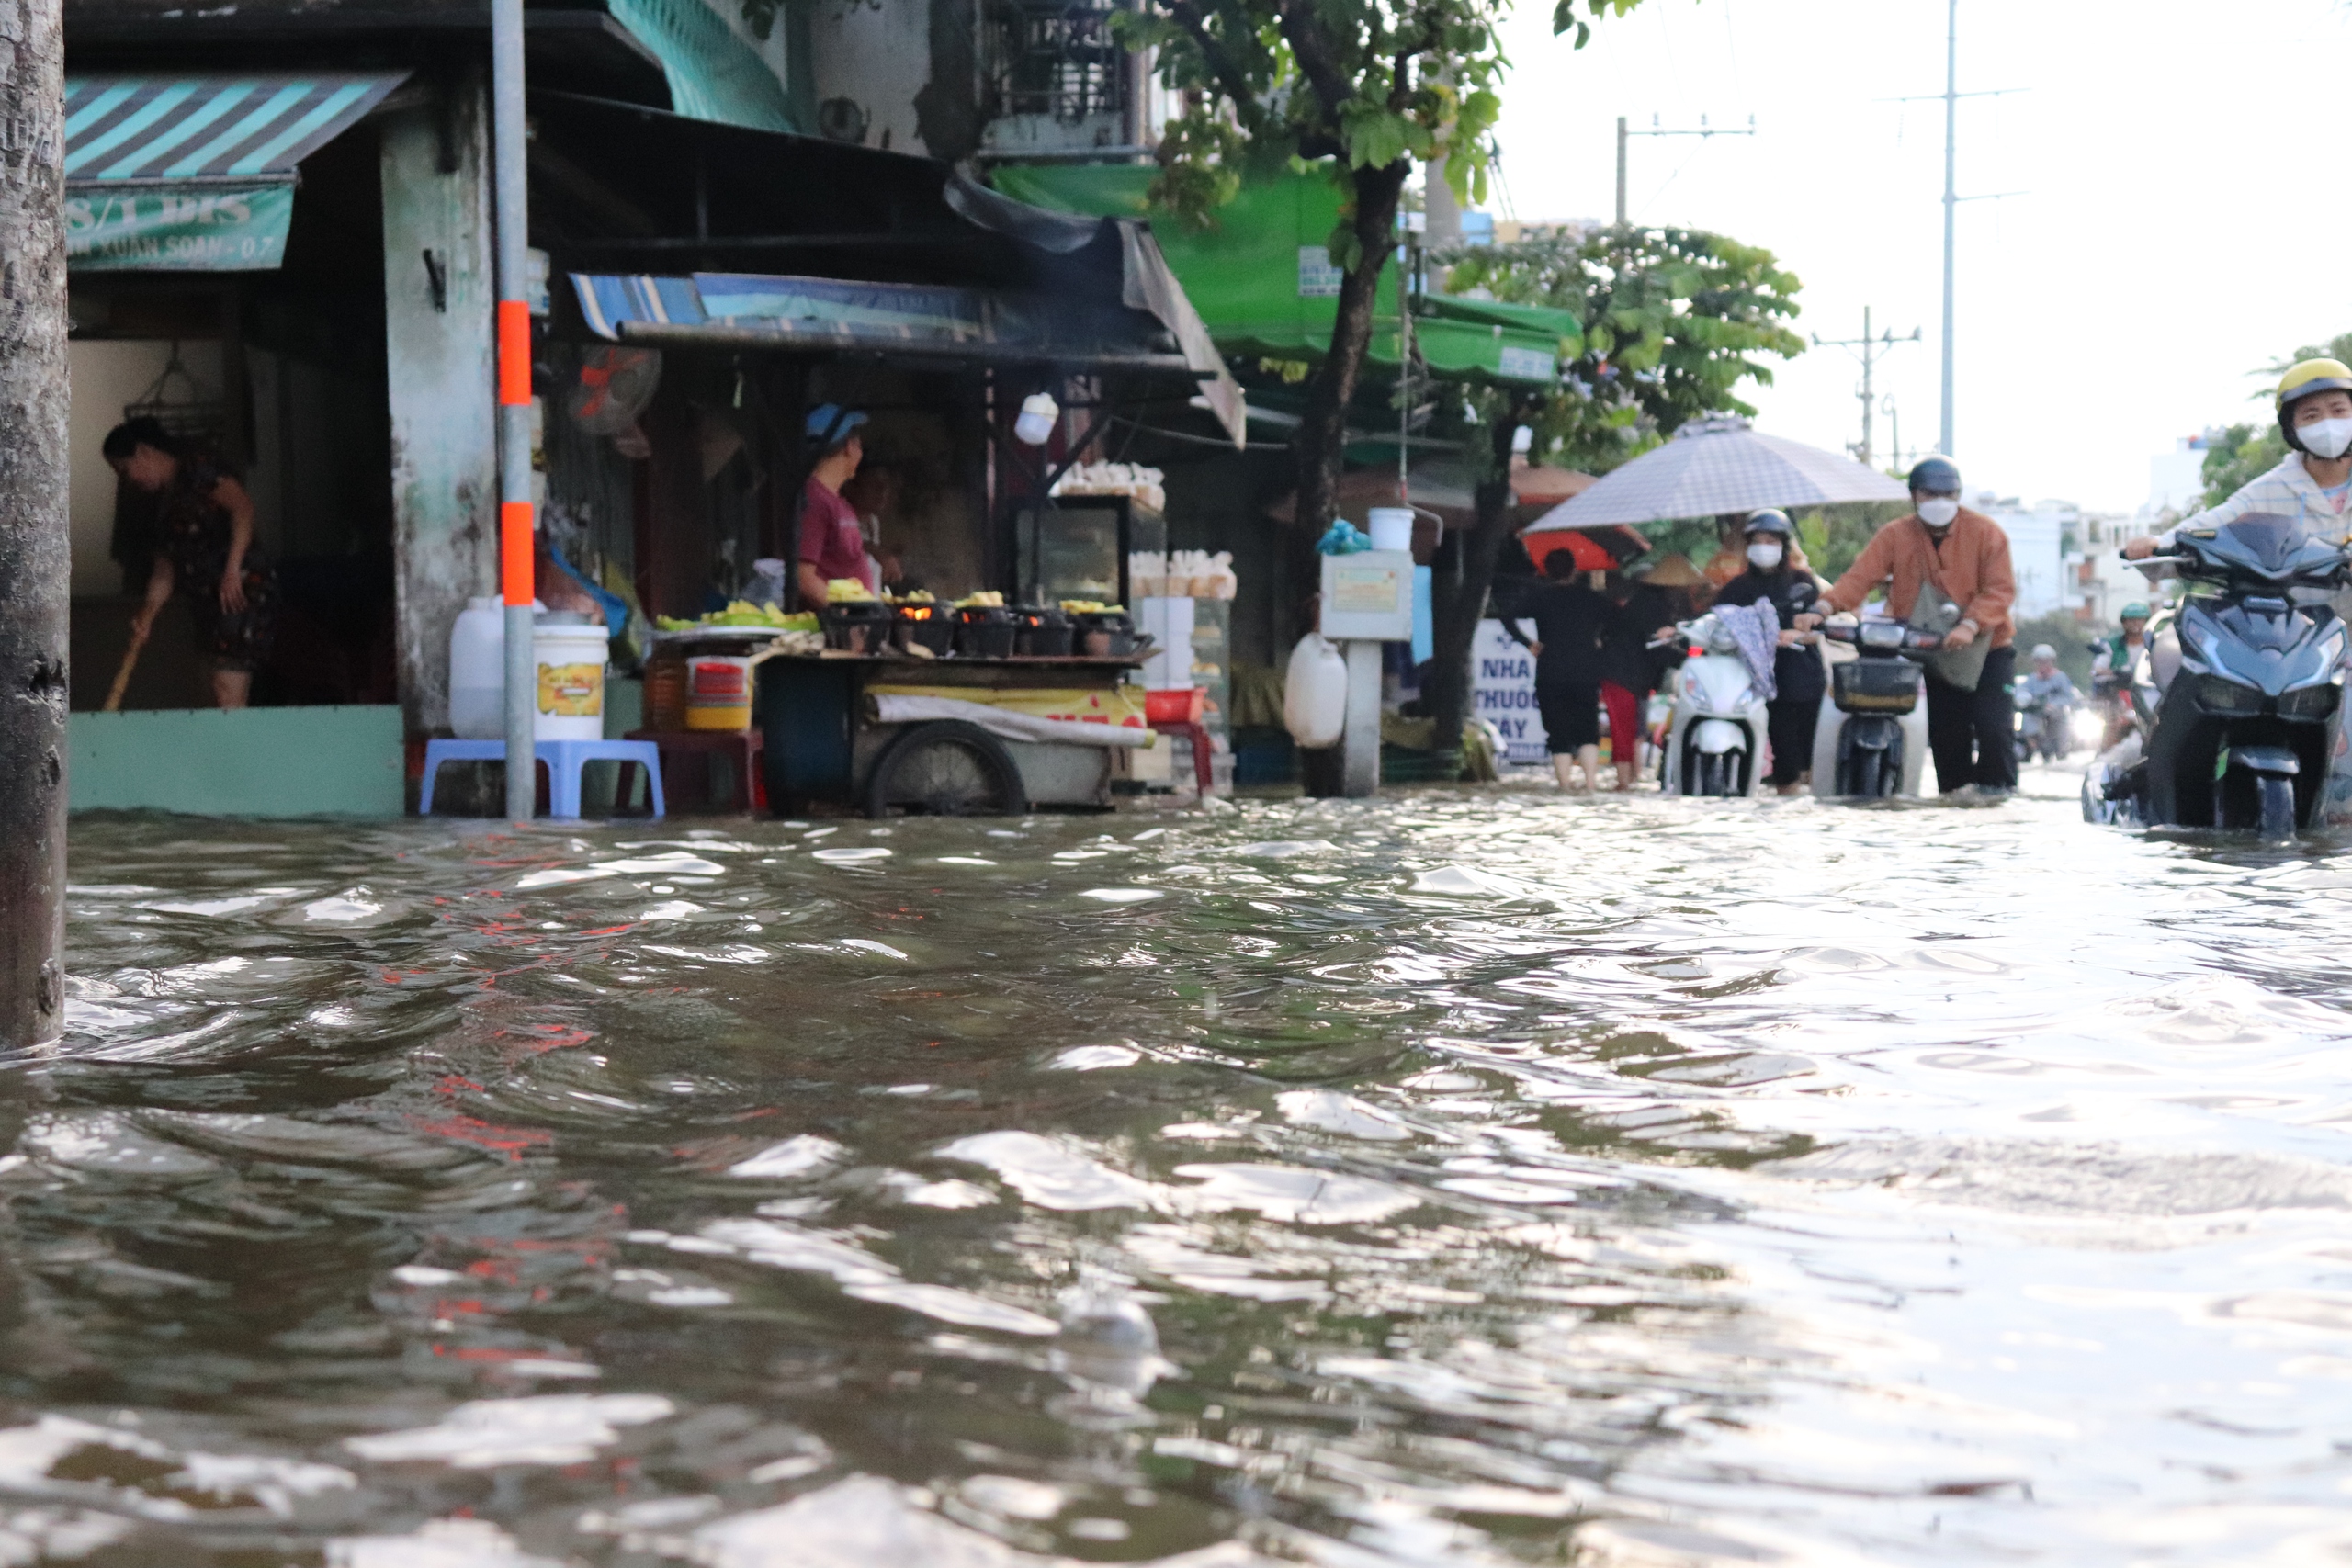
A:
[1747, 541, 1784, 569]
[1917, 497, 1961, 527]
[2301, 417, 2352, 460]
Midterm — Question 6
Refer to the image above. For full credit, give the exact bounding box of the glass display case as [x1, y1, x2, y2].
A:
[1014, 497, 1165, 606]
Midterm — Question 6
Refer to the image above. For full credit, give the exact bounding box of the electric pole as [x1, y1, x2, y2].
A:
[1888, 0, 2019, 459]
[1615, 113, 1755, 227]
[1814, 308, 1919, 468]
[1939, 0, 1956, 459]
[0, 0, 68, 1047]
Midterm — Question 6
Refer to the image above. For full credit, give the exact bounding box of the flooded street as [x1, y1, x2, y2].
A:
[29, 771, 2352, 1565]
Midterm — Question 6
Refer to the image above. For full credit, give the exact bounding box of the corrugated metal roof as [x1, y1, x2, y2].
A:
[64, 73, 408, 185]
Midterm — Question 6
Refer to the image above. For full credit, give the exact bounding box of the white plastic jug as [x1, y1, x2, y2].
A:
[448, 596, 506, 740]
[1283, 632, 1348, 749]
[1366, 507, 1414, 553]
[532, 618, 610, 740]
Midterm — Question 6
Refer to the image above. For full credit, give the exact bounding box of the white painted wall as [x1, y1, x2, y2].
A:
[807, 0, 931, 152]
[66, 339, 223, 600]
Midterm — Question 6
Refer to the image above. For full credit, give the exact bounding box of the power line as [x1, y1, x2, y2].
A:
[1614, 113, 1754, 227]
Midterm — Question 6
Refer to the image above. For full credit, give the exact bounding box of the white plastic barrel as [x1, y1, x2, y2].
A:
[1366, 507, 1414, 553]
[532, 618, 610, 739]
[448, 596, 506, 740]
[1283, 632, 1348, 749]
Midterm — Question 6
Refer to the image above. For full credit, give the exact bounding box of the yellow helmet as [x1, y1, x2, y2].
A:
[2277, 358, 2352, 451]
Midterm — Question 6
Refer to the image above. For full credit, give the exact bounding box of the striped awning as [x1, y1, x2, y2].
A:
[570, 271, 1191, 370]
[64, 73, 408, 186]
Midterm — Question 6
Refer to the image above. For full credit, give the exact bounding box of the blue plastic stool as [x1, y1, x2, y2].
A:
[419, 739, 665, 818]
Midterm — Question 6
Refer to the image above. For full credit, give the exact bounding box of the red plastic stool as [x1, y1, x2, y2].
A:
[1149, 720, 1215, 795]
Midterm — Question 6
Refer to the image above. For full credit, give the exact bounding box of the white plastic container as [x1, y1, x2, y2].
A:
[1367, 507, 1414, 553]
[532, 618, 610, 739]
[448, 596, 506, 740]
[1283, 632, 1347, 749]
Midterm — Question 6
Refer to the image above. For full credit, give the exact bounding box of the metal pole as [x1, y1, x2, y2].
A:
[1398, 238, 1412, 503]
[1939, 0, 1957, 458]
[1614, 117, 1628, 227]
[492, 0, 537, 819]
[0, 0, 66, 1048]
[1859, 306, 1874, 468]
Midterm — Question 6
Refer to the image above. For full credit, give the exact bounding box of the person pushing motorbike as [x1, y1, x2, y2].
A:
[1710, 510, 1826, 795]
[2090, 602, 2150, 749]
[2013, 644, 2080, 762]
[2126, 359, 2352, 557]
[1796, 457, 2019, 795]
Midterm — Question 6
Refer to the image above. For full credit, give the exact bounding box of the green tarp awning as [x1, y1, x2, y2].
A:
[989, 164, 1580, 387]
[64, 73, 408, 271]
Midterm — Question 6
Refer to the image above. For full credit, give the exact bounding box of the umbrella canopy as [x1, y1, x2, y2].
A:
[1523, 414, 1911, 533]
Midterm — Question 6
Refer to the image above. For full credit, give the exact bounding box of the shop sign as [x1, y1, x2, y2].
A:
[1473, 618, 1547, 763]
[66, 183, 295, 272]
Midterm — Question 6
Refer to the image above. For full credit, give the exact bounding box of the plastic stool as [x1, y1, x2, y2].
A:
[419, 739, 666, 818]
[626, 728, 767, 814]
[1149, 720, 1216, 795]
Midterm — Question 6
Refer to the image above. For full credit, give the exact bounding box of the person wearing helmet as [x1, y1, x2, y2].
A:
[1710, 509, 1827, 793]
[1796, 456, 2019, 795]
[2014, 642, 2080, 763]
[2093, 602, 2152, 680]
[2124, 358, 2352, 558]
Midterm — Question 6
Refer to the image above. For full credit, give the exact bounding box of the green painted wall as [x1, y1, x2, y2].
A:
[71, 706, 404, 817]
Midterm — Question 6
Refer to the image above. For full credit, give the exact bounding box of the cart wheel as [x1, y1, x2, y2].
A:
[865, 721, 1029, 818]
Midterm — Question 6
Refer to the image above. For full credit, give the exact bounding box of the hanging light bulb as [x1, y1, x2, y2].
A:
[1015, 392, 1058, 446]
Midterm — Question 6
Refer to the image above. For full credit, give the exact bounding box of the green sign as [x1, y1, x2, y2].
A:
[65, 183, 296, 272]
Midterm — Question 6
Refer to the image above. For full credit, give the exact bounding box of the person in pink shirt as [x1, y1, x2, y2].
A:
[797, 404, 877, 604]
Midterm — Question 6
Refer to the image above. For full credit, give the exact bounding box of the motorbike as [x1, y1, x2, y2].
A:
[2013, 691, 2079, 763]
[2086, 513, 2350, 839]
[1656, 609, 1772, 798]
[1810, 616, 1940, 798]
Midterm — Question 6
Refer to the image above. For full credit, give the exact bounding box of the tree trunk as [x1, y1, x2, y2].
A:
[1291, 160, 1410, 541]
[0, 0, 69, 1049]
[1425, 413, 1521, 756]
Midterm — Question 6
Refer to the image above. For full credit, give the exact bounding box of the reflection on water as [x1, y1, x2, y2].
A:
[27, 771, 2352, 1563]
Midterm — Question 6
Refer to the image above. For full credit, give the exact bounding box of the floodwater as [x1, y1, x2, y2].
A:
[27, 769, 2352, 1565]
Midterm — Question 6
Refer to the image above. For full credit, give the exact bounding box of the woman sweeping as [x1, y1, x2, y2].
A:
[104, 418, 276, 710]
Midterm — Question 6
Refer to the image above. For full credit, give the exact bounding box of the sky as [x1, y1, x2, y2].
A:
[1485, 0, 2352, 515]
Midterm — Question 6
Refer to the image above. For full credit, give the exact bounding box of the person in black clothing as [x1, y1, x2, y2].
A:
[1500, 550, 1615, 792]
[1709, 510, 1826, 795]
[1599, 570, 1682, 789]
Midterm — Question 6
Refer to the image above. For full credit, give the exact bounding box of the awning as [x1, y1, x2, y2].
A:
[989, 164, 1581, 388]
[571, 270, 1199, 374]
[65, 72, 408, 271]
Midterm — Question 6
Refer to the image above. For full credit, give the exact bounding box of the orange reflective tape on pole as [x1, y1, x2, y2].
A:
[497, 299, 531, 406]
[502, 501, 534, 606]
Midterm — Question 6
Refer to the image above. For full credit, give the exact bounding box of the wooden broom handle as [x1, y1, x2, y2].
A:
[101, 619, 150, 713]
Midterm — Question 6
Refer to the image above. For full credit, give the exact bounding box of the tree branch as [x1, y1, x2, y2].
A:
[1161, 0, 1268, 125]
[1275, 0, 1354, 127]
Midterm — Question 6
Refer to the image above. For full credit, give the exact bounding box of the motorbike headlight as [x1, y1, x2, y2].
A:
[2196, 674, 2265, 715]
[2280, 682, 2341, 718]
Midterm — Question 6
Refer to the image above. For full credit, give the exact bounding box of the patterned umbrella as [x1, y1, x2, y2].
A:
[1522, 415, 1911, 532]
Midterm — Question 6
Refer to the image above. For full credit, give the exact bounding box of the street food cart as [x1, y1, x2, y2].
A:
[755, 648, 1151, 815]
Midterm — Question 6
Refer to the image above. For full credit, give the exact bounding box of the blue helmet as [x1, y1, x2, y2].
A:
[1906, 456, 1961, 494]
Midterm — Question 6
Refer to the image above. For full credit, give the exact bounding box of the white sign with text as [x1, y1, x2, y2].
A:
[1473, 618, 1547, 764]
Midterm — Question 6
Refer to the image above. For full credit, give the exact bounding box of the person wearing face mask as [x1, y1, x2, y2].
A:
[2124, 359, 2352, 559]
[1709, 510, 1826, 794]
[1799, 457, 2018, 795]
